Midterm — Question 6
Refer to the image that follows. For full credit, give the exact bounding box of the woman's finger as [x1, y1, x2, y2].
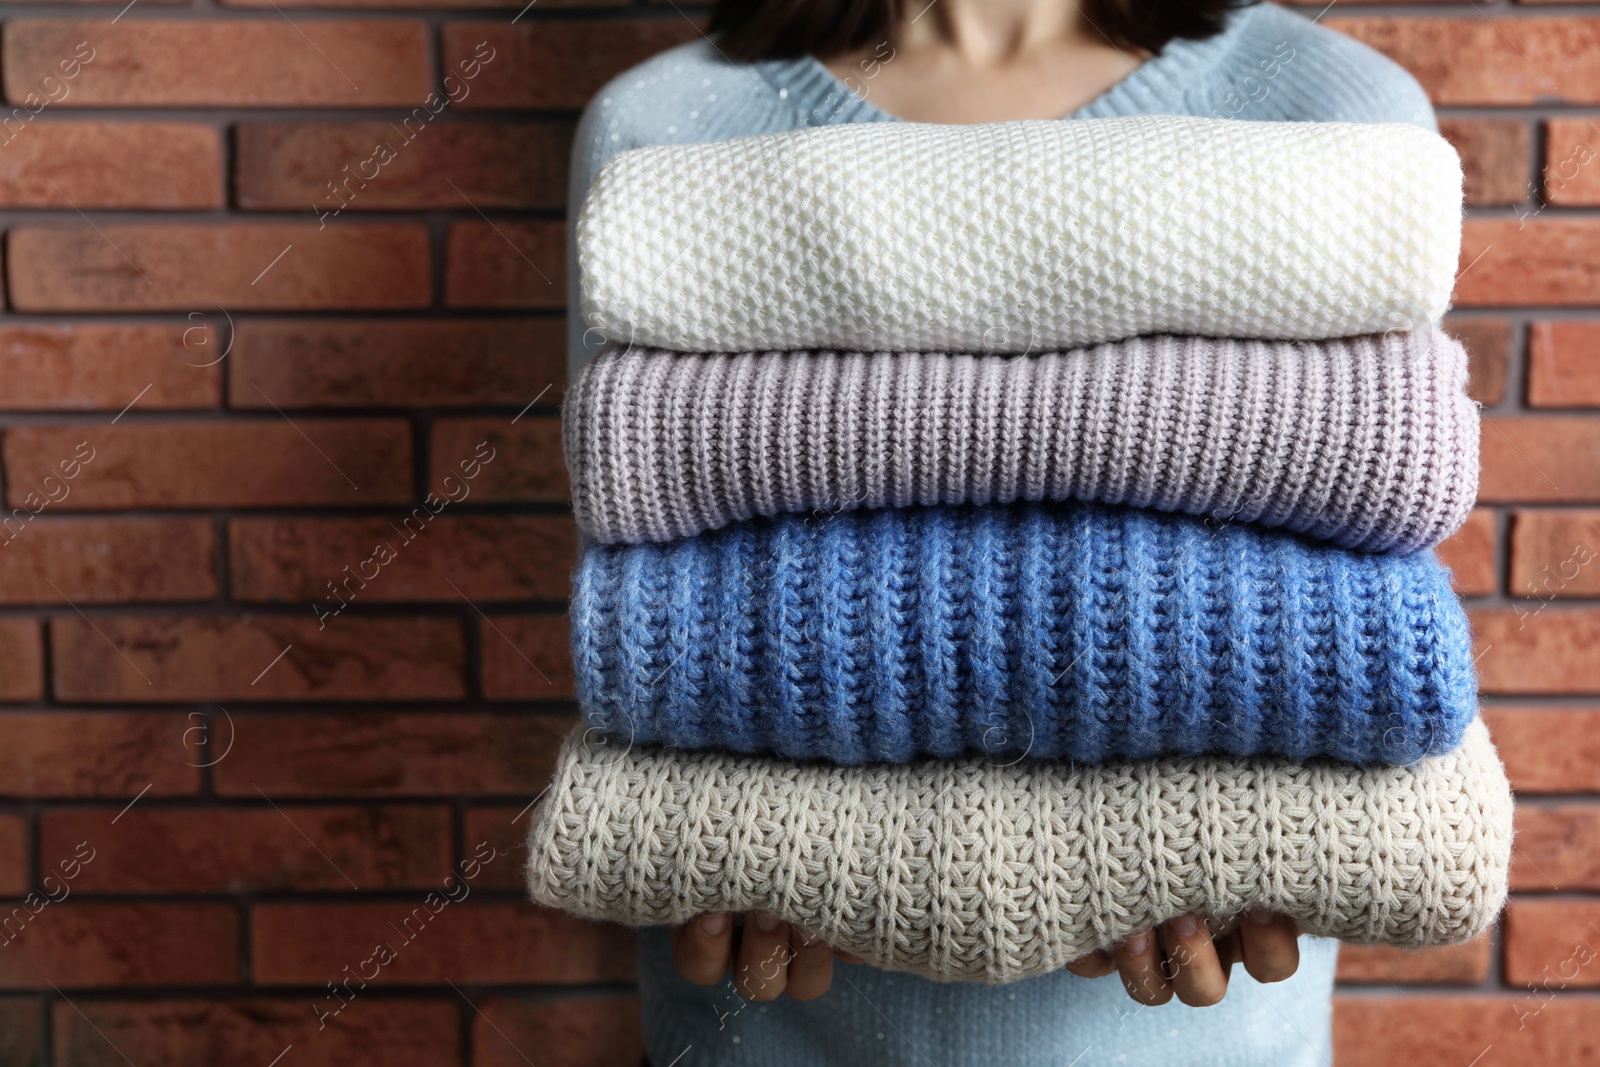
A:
[1066, 950, 1117, 978]
[1160, 915, 1229, 1007]
[672, 912, 734, 986]
[1239, 909, 1301, 984]
[1112, 929, 1172, 1005]
[1214, 926, 1242, 975]
[733, 910, 791, 1001]
[834, 948, 865, 964]
[785, 926, 836, 1001]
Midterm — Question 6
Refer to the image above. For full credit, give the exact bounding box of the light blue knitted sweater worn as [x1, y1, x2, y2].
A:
[565, 5, 1439, 1064]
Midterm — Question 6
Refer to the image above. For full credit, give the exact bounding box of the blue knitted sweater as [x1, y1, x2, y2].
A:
[574, 501, 1476, 766]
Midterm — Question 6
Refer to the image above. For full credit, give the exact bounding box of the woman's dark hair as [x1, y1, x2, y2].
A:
[709, 0, 1253, 61]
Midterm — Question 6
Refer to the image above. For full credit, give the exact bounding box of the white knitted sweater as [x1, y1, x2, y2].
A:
[577, 115, 1463, 353]
[528, 720, 1512, 983]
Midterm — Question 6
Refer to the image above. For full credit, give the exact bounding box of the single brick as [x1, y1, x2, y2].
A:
[40, 805, 452, 893]
[0, 323, 218, 411]
[1456, 220, 1600, 307]
[1472, 608, 1600, 694]
[0, 903, 237, 987]
[1510, 510, 1600, 598]
[441, 22, 701, 110]
[0, 122, 221, 208]
[53, 999, 460, 1067]
[236, 122, 570, 210]
[33, 832, 94, 904]
[7, 223, 430, 312]
[3, 422, 412, 509]
[1528, 321, 1600, 407]
[1331, 17, 1600, 105]
[0, 518, 215, 604]
[0, 712, 198, 797]
[0, 817, 26, 898]
[1513, 804, 1600, 891]
[228, 319, 564, 409]
[475, 996, 643, 1067]
[1483, 707, 1600, 794]
[1436, 509, 1496, 597]
[480, 615, 575, 699]
[1479, 417, 1600, 503]
[462, 806, 529, 891]
[214, 712, 571, 797]
[252, 902, 635, 985]
[1335, 939, 1490, 985]
[230, 516, 575, 604]
[0, 1001, 38, 1066]
[1334, 995, 1600, 1066]
[429, 419, 568, 503]
[1543, 118, 1600, 205]
[0, 620, 43, 702]
[444, 220, 563, 308]
[3, 21, 429, 107]
[1444, 315, 1511, 407]
[1438, 118, 1531, 206]
[51, 615, 466, 702]
[1503, 900, 1600, 988]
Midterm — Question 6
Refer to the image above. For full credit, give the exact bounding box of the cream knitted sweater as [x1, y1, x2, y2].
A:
[527, 720, 1513, 984]
[577, 115, 1462, 354]
[564, 327, 1478, 552]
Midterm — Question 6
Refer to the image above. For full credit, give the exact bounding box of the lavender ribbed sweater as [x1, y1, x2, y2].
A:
[566, 327, 1478, 553]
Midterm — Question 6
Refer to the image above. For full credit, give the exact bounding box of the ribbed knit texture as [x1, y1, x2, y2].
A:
[529, 718, 1512, 983]
[573, 501, 1477, 766]
[577, 115, 1462, 354]
[566, 327, 1478, 553]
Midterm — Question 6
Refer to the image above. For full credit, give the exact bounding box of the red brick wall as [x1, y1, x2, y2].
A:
[1327, 6, 1600, 1063]
[0, 1, 1592, 1064]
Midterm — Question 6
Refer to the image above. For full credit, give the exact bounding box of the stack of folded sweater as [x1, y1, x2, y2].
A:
[529, 115, 1514, 984]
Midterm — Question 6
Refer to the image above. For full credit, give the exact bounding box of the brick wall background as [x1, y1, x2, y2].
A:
[0, 0, 1592, 1063]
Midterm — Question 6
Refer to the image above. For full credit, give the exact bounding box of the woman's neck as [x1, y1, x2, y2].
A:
[821, 0, 1149, 124]
[909, 0, 1099, 63]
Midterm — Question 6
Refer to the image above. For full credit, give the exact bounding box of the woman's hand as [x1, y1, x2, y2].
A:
[671, 912, 864, 1001]
[1066, 910, 1302, 1007]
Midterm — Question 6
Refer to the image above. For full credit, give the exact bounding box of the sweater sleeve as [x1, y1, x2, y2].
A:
[1222, 5, 1438, 130]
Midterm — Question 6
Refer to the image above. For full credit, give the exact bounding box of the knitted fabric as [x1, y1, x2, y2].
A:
[573, 501, 1477, 767]
[566, 2, 1441, 381]
[528, 718, 1512, 983]
[565, 327, 1477, 553]
[576, 115, 1462, 354]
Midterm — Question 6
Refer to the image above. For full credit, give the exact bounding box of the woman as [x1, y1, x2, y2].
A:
[565, 0, 1435, 1062]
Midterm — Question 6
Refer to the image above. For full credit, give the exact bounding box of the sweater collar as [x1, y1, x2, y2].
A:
[752, 2, 1259, 127]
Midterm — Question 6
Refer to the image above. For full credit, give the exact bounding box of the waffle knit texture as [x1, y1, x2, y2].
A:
[576, 115, 1462, 355]
[573, 501, 1477, 766]
[566, 327, 1478, 553]
[529, 718, 1511, 984]
[566, 3, 1439, 381]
